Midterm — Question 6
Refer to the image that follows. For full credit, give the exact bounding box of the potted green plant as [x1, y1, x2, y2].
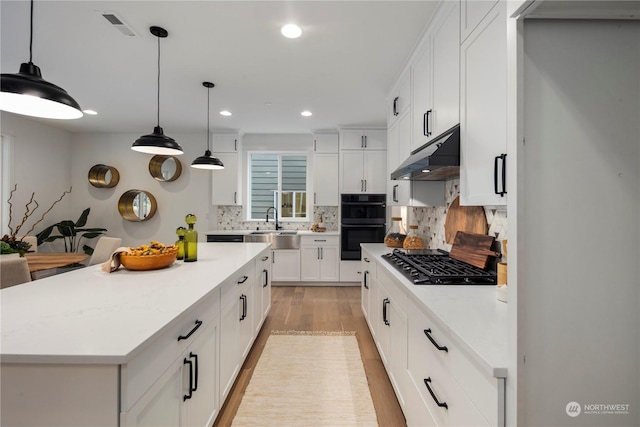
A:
[36, 208, 107, 255]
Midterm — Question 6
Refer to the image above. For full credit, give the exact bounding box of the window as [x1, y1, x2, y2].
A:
[249, 153, 308, 220]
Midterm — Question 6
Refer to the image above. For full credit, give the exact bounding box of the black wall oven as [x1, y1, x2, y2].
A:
[341, 194, 386, 260]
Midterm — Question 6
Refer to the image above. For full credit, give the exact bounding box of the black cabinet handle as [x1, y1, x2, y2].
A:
[424, 378, 448, 409]
[177, 320, 202, 341]
[424, 110, 432, 136]
[364, 270, 369, 289]
[261, 256, 269, 261]
[320, 247, 323, 260]
[393, 184, 398, 202]
[383, 298, 390, 326]
[237, 275, 248, 284]
[234, 192, 237, 204]
[424, 329, 448, 352]
[363, 180, 367, 192]
[494, 153, 507, 196]
[183, 357, 193, 401]
[189, 352, 198, 392]
[364, 257, 370, 263]
[240, 294, 247, 321]
[263, 269, 269, 287]
[393, 96, 399, 116]
[361, 135, 365, 148]
[364, 135, 367, 148]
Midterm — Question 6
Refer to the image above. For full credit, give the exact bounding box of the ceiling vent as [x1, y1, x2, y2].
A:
[101, 12, 136, 36]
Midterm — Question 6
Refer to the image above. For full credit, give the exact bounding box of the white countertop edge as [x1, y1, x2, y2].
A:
[206, 229, 339, 236]
[361, 243, 508, 379]
[1, 243, 271, 365]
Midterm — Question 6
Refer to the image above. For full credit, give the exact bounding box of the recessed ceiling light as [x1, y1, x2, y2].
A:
[83, 109, 98, 115]
[281, 24, 302, 39]
[301, 110, 312, 117]
[220, 110, 232, 116]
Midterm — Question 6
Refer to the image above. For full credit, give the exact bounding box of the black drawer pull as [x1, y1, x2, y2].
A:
[424, 378, 448, 409]
[363, 270, 369, 289]
[263, 269, 269, 287]
[383, 298, 390, 326]
[424, 329, 448, 352]
[177, 320, 202, 341]
[189, 352, 198, 392]
[237, 275, 248, 284]
[183, 358, 193, 401]
[261, 256, 269, 261]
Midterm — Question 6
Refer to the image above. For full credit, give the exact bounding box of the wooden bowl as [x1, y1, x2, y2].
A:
[119, 252, 177, 271]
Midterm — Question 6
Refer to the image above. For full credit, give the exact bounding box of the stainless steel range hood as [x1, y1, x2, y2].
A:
[391, 124, 460, 181]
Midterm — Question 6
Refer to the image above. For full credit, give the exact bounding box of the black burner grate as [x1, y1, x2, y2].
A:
[382, 249, 496, 285]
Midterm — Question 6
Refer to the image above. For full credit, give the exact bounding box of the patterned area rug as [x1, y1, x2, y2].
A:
[231, 331, 378, 427]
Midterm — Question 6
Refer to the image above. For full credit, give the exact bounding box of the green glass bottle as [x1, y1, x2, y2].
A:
[175, 226, 186, 260]
[184, 214, 198, 262]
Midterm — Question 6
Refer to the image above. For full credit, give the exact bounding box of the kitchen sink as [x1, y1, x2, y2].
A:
[244, 230, 299, 249]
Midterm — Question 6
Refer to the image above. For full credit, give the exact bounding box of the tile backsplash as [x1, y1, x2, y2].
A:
[407, 179, 508, 252]
[217, 205, 338, 231]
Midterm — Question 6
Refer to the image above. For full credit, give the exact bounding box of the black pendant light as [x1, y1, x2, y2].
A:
[132, 26, 183, 155]
[191, 82, 224, 170]
[0, 0, 82, 119]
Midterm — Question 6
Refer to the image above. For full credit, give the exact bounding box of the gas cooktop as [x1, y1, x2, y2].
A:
[382, 249, 496, 285]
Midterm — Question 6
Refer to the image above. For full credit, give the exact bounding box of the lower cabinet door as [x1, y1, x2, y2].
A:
[271, 250, 300, 281]
[184, 322, 218, 427]
[219, 301, 240, 402]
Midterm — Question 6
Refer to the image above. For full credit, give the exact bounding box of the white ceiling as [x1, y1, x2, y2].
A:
[1, 1, 439, 135]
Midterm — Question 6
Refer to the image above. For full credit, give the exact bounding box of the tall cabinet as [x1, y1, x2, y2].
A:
[312, 133, 339, 206]
[211, 133, 241, 206]
[340, 129, 387, 194]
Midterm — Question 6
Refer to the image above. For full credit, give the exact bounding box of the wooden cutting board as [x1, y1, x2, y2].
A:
[449, 231, 496, 269]
[444, 196, 488, 244]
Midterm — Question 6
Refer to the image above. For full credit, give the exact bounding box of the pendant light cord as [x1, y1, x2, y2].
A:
[28, 0, 33, 63]
[156, 35, 161, 127]
[207, 86, 211, 151]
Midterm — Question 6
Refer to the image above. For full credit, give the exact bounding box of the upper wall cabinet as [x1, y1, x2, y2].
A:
[460, 1, 507, 206]
[460, 0, 500, 43]
[212, 133, 241, 206]
[387, 70, 411, 128]
[313, 134, 339, 153]
[341, 129, 387, 150]
[411, 1, 460, 153]
[213, 133, 239, 152]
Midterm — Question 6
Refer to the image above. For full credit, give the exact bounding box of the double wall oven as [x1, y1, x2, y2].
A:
[340, 194, 386, 260]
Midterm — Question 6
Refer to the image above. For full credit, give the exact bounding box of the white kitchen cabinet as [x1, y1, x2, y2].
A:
[340, 150, 387, 194]
[459, 1, 507, 206]
[313, 133, 339, 153]
[460, 0, 500, 43]
[300, 235, 339, 282]
[340, 129, 387, 150]
[122, 290, 221, 427]
[387, 110, 411, 206]
[387, 70, 411, 127]
[270, 249, 300, 282]
[211, 152, 240, 205]
[213, 133, 239, 153]
[313, 153, 339, 206]
[219, 263, 256, 402]
[411, 1, 460, 153]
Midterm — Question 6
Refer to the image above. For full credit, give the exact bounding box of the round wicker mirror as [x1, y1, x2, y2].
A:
[149, 155, 182, 182]
[88, 164, 120, 188]
[118, 190, 157, 222]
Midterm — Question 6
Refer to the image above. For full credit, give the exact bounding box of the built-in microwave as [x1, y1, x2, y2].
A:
[340, 194, 386, 260]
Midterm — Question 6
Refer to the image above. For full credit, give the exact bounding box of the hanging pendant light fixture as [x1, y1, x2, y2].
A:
[191, 82, 224, 170]
[132, 26, 183, 155]
[0, 0, 82, 119]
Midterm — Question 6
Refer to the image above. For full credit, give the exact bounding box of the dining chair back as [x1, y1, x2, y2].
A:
[21, 235, 38, 252]
[87, 237, 122, 266]
[1, 256, 32, 289]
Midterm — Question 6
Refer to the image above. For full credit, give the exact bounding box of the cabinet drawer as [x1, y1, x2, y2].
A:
[408, 301, 499, 426]
[362, 250, 377, 280]
[122, 289, 220, 411]
[300, 235, 339, 247]
[221, 263, 254, 309]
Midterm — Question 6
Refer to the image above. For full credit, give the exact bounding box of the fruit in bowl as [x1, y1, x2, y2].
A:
[119, 241, 178, 271]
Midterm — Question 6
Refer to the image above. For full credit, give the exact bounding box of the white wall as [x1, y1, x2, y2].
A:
[1, 112, 74, 242]
[70, 132, 216, 247]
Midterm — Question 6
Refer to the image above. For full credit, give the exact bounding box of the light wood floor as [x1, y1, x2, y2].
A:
[213, 285, 406, 427]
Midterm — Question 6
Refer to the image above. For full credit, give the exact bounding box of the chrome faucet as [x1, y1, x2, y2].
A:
[266, 207, 281, 230]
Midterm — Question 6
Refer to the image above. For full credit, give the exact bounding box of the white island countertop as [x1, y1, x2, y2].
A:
[362, 243, 508, 378]
[0, 243, 270, 365]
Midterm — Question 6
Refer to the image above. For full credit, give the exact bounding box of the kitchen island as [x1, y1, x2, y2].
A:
[1, 242, 272, 427]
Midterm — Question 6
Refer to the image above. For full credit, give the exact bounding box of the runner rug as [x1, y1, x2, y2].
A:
[231, 330, 378, 427]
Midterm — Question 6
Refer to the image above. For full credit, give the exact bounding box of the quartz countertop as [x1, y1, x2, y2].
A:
[206, 229, 339, 236]
[362, 243, 508, 378]
[0, 243, 270, 365]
